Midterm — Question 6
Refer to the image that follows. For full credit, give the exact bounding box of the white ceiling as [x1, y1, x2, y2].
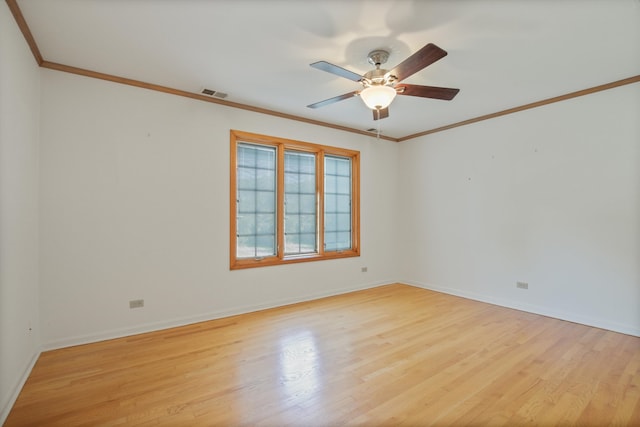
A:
[15, 0, 640, 140]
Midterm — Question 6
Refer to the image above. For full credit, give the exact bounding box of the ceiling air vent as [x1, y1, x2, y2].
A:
[201, 88, 228, 99]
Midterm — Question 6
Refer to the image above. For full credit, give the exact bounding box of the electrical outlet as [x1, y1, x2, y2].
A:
[129, 299, 144, 309]
[516, 281, 529, 290]
[361, 267, 368, 272]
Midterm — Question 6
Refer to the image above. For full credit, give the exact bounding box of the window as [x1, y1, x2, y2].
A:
[230, 130, 360, 269]
[236, 143, 277, 258]
[324, 155, 352, 252]
[284, 151, 317, 255]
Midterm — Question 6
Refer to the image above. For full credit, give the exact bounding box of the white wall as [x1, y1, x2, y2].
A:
[39, 69, 401, 348]
[399, 84, 640, 336]
[36, 68, 640, 347]
[0, 2, 41, 421]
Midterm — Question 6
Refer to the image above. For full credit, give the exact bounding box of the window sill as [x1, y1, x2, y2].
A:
[230, 249, 360, 270]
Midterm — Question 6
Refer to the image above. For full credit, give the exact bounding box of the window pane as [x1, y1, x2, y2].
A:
[285, 151, 317, 255]
[237, 236, 256, 258]
[325, 212, 336, 232]
[299, 173, 315, 193]
[325, 194, 336, 213]
[300, 194, 316, 214]
[285, 174, 299, 193]
[325, 157, 336, 174]
[256, 191, 276, 213]
[256, 213, 275, 234]
[336, 176, 350, 194]
[237, 189, 256, 213]
[337, 159, 351, 175]
[257, 168, 275, 191]
[337, 195, 350, 213]
[285, 193, 299, 214]
[237, 167, 256, 190]
[299, 214, 316, 233]
[256, 235, 276, 257]
[284, 234, 299, 253]
[325, 174, 336, 192]
[324, 155, 351, 251]
[299, 155, 315, 174]
[335, 232, 351, 249]
[256, 149, 273, 169]
[337, 213, 351, 230]
[300, 233, 316, 252]
[237, 145, 256, 167]
[325, 231, 337, 247]
[237, 214, 256, 235]
[237, 143, 276, 258]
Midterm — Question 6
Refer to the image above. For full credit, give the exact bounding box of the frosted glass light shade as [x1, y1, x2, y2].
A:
[360, 85, 397, 110]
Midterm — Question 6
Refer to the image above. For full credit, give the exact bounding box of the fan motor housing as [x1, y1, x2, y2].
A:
[364, 68, 388, 83]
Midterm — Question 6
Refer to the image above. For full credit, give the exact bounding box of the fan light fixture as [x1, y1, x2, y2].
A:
[360, 85, 397, 110]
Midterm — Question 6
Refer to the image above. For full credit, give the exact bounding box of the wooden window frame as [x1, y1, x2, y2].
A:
[230, 130, 360, 270]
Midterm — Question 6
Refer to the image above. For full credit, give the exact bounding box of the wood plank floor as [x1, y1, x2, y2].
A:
[6, 284, 640, 426]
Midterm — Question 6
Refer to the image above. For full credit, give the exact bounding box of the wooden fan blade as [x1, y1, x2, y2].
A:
[310, 61, 363, 82]
[387, 43, 448, 82]
[307, 91, 360, 109]
[373, 107, 389, 121]
[396, 84, 459, 100]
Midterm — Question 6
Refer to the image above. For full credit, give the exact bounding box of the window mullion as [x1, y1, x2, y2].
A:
[276, 143, 285, 260]
[351, 152, 360, 254]
[318, 151, 325, 256]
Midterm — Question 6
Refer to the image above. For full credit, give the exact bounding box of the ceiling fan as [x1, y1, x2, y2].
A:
[307, 43, 459, 121]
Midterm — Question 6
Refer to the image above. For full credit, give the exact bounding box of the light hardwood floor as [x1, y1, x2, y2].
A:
[6, 284, 640, 426]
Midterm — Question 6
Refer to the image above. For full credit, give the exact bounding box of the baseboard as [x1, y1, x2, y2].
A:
[403, 280, 640, 337]
[42, 280, 392, 351]
[0, 348, 41, 425]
